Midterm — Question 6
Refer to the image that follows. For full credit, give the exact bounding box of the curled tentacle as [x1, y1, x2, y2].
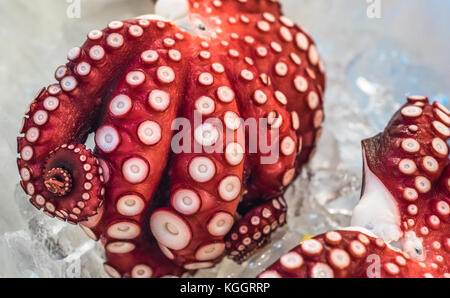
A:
[17, 82, 106, 223]
[38, 144, 105, 222]
[226, 196, 287, 263]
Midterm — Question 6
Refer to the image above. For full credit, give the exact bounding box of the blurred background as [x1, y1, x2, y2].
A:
[0, 0, 448, 277]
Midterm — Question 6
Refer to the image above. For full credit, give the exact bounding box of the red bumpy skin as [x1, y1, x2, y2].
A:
[17, 0, 325, 277]
[259, 97, 450, 278]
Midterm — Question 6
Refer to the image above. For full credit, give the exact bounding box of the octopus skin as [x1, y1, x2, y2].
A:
[258, 97, 450, 278]
[16, 0, 325, 277]
[226, 196, 288, 262]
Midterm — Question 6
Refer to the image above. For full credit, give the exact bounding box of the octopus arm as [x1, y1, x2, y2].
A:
[259, 97, 450, 278]
[226, 196, 288, 262]
[258, 229, 429, 278]
[91, 34, 191, 277]
[151, 44, 245, 269]
[354, 97, 449, 263]
[220, 44, 298, 204]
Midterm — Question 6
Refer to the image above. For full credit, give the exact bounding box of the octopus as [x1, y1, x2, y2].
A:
[258, 96, 450, 278]
[16, 0, 325, 277]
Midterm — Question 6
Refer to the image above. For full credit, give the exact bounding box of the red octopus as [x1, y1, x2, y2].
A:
[16, 0, 325, 277]
[258, 96, 450, 278]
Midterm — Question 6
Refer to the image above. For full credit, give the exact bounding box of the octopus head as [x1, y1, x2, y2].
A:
[153, 0, 278, 39]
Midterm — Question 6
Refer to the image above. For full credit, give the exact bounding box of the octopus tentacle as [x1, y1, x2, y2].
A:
[87, 26, 191, 277]
[17, 76, 106, 223]
[221, 47, 298, 203]
[353, 97, 449, 261]
[104, 241, 186, 278]
[226, 196, 287, 263]
[40, 144, 104, 222]
[151, 43, 245, 268]
[258, 228, 429, 278]
[259, 97, 449, 278]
